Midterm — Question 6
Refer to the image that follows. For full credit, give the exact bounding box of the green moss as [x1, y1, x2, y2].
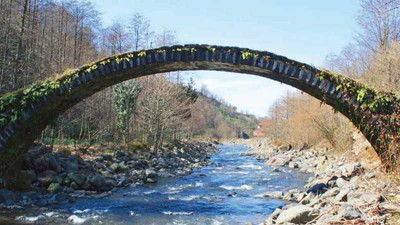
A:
[241, 51, 259, 60]
[316, 69, 397, 114]
[206, 46, 216, 52]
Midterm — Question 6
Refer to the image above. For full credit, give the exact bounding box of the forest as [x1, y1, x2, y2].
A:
[0, 0, 257, 149]
[259, 0, 400, 158]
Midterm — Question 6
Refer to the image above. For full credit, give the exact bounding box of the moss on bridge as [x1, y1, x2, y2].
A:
[1, 44, 400, 184]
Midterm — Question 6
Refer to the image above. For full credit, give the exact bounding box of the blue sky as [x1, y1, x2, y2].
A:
[89, 0, 360, 117]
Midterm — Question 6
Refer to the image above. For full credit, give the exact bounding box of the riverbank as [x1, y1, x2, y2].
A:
[226, 133, 400, 224]
[0, 141, 219, 212]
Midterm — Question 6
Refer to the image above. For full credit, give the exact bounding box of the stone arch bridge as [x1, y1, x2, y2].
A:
[1, 45, 400, 188]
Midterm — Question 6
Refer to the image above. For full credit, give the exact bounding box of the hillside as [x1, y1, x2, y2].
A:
[187, 89, 258, 139]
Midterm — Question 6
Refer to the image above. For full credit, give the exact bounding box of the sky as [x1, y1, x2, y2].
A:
[89, 0, 360, 117]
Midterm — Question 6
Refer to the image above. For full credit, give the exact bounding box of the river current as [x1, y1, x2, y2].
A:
[12, 145, 310, 225]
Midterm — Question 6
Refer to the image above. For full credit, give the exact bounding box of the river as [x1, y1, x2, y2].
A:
[10, 145, 310, 225]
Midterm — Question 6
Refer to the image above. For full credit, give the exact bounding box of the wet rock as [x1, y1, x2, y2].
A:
[117, 178, 129, 187]
[271, 167, 280, 172]
[51, 193, 69, 203]
[145, 178, 157, 183]
[48, 183, 62, 193]
[145, 169, 157, 178]
[276, 205, 317, 224]
[263, 191, 284, 199]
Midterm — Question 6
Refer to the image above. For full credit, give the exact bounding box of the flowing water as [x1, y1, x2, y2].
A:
[10, 145, 310, 225]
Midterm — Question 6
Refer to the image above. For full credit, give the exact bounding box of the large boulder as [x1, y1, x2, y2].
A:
[276, 205, 317, 224]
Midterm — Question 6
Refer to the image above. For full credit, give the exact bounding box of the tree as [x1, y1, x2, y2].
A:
[138, 75, 196, 153]
[114, 79, 141, 146]
[357, 0, 400, 52]
[129, 13, 152, 50]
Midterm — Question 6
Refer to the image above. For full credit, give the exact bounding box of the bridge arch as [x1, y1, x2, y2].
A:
[0, 44, 399, 188]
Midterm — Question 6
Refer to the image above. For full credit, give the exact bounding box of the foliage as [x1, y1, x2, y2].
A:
[114, 79, 141, 145]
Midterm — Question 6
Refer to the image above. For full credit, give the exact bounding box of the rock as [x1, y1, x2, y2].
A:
[145, 178, 157, 183]
[265, 208, 282, 224]
[110, 163, 120, 172]
[39, 170, 57, 177]
[276, 205, 317, 224]
[70, 182, 78, 190]
[14, 170, 36, 190]
[101, 154, 113, 161]
[341, 163, 363, 177]
[337, 203, 365, 220]
[263, 191, 284, 199]
[130, 169, 145, 180]
[145, 169, 157, 178]
[307, 183, 328, 195]
[271, 167, 280, 172]
[114, 150, 129, 162]
[37, 176, 54, 187]
[335, 177, 349, 188]
[0, 189, 16, 203]
[335, 188, 350, 202]
[360, 193, 383, 204]
[88, 175, 111, 191]
[33, 154, 59, 172]
[326, 175, 338, 187]
[283, 189, 302, 201]
[48, 183, 62, 193]
[265, 155, 291, 166]
[51, 193, 69, 203]
[64, 161, 79, 171]
[68, 172, 86, 186]
[117, 178, 129, 187]
[322, 187, 340, 198]
[362, 171, 376, 180]
[289, 162, 299, 168]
